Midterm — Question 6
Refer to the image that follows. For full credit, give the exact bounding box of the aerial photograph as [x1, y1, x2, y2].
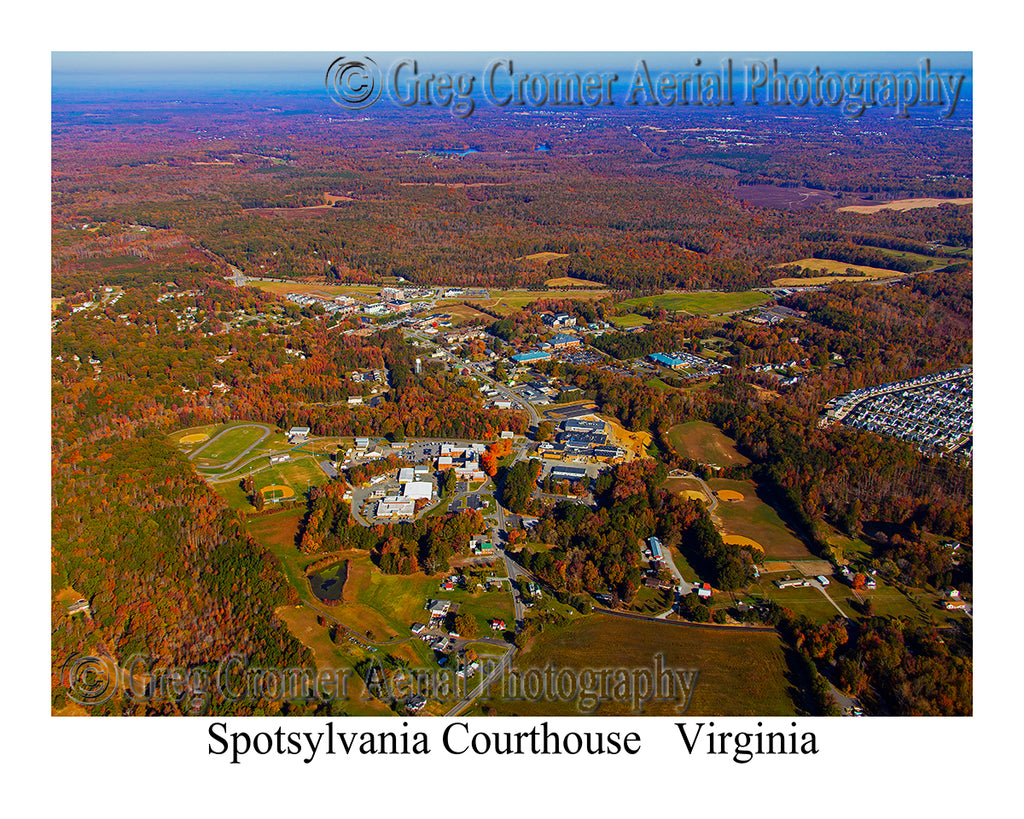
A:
[50, 50, 973, 722]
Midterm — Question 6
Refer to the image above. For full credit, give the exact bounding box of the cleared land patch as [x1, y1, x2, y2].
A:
[544, 276, 598, 288]
[668, 421, 750, 467]
[428, 303, 495, 322]
[771, 258, 904, 287]
[519, 252, 570, 263]
[179, 432, 210, 444]
[248, 281, 378, 299]
[716, 489, 745, 502]
[596, 413, 651, 461]
[838, 197, 973, 214]
[275, 605, 393, 716]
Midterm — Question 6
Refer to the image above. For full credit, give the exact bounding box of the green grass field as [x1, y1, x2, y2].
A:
[259, 458, 327, 495]
[628, 585, 674, 614]
[820, 525, 874, 563]
[211, 456, 328, 511]
[476, 614, 796, 716]
[745, 579, 858, 622]
[610, 312, 651, 328]
[340, 553, 514, 641]
[668, 421, 750, 467]
[191, 424, 268, 466]
[171, 423, 225, 447]
[645, 377, 674, 391]
[861, 245, 960, 269]
[619, 291, 769, 316]
[466, 288, 611, 316]
[709, 478, 813, 560]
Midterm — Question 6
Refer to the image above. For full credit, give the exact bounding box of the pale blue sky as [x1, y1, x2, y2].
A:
[52, 51, 972, 83]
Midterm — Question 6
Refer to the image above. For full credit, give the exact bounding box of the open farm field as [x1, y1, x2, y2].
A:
[248, 281, 379, 299]
[518, 252, 570, 263]
[838, 197, 973, 213]
[482, 614, 796, 716]
[620, 291, 769, 316]
[771, 258, 904, 286]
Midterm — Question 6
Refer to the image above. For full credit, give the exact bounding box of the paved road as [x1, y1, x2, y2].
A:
[489, 498, 530, 626]
[654, 542, 693, 619]
[808, 579, 850, 620]
[681, 470, 719, 515]
[443, 645, 517, 717]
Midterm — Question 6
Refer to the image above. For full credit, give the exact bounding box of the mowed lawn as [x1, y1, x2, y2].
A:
[668, 421, 750, 467]
[192, 424, 268, 466]
[481, 614, 795, 716]
[619, 291, 769, 316]
[611, 312, 651, 328]
[745, 579, 858, 622]
[212, 456, 329, 511]
[257, 457, 327, 496]
[171, 422, 224, 447]
[709, 478, 813, 560]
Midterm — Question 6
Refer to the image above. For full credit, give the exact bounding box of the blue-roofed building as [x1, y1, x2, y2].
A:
[649, 353, 687, 369]
[511, 350, 551, 364]
[647, 536, 663, 559]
